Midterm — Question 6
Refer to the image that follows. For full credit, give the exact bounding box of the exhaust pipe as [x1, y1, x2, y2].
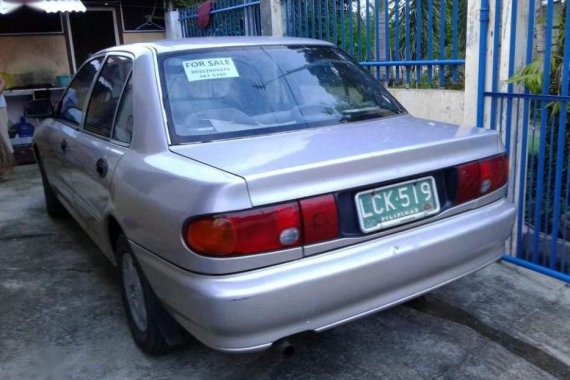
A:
[274, 339, 296, 358]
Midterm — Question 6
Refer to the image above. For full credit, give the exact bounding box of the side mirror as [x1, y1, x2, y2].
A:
[25, 99, 54, 119]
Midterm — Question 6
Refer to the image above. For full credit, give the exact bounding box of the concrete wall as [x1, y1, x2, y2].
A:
[388, 88, 466, 126]
[0, 35, 70, 86]
[260, 0, 284, 36]
[122, 32, 165, 44]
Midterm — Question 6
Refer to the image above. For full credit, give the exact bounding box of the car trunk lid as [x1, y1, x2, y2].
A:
[170, 115, 501, 206]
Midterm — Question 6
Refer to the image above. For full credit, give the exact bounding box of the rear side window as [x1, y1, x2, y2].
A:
[59, 57, 103, 125]
[112, 77, 133, 144]
[84, 55, 132, 138]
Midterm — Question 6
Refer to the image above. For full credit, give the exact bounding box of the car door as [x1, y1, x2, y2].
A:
[40, 57, 104, 209]
[70, 55, 133, 239]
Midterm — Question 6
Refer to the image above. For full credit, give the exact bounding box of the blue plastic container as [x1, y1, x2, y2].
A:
[57, 75, 71, 88]
[14, 116, 35, 137]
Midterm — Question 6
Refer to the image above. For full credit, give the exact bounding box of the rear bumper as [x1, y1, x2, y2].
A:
[133, 198, 515, 352]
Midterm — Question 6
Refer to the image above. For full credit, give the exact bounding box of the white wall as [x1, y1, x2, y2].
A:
[388, 88, 466, 126]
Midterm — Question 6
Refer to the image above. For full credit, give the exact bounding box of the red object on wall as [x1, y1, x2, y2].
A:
[197, 1, 213, 29]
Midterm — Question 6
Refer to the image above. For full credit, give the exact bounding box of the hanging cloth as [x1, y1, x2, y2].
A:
[197, 1, 213, 29]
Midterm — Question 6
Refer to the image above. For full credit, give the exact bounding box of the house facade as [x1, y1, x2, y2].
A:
[0, 0, 167, 88]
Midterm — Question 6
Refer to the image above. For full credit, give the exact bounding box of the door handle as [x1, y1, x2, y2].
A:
[60, 139, 68, 153]
[95, 158, 108, 178]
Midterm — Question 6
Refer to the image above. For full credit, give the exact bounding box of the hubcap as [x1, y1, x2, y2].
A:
[122, 253, 147, 332]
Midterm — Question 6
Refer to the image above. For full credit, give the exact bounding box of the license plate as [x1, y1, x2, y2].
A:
[355, 177, 440, 233]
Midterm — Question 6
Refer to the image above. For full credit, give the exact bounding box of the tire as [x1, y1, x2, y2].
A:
[116, 234, 187, 354]
[36, 151, 67, 218]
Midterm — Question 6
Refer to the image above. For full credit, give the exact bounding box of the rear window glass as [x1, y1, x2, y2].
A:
[160, 45, 404, 144]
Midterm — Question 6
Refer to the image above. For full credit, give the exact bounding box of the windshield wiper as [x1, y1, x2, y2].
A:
[339, 106, 392, 122]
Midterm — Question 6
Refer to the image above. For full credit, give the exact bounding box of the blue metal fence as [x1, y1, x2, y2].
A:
[284, 0, 466, 88]
[479, 0, 570, 282]
[179, 0, 261, 38]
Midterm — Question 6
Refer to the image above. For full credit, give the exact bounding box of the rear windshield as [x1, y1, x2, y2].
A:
[159, 45, 404, 144]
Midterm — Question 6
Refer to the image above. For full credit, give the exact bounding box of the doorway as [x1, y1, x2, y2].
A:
[66, 9, 120, 72]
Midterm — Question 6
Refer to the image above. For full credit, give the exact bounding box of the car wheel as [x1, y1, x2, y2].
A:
[36, 152, 67, 218]
[116, 234, 186, 354]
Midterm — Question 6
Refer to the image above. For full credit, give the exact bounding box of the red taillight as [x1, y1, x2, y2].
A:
[480, 154, 508, 193]
[455, 154, 508, 204]
[185, 195, 341, 257]
[300, 194, 339, 244]
[186, 202, 301, 257]
[456, 161, 481, 203]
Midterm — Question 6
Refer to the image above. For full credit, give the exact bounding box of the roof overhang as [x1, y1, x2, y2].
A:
[0, 1, 86, 15]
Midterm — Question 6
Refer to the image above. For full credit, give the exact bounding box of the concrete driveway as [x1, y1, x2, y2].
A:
[1, 165, 570, 380]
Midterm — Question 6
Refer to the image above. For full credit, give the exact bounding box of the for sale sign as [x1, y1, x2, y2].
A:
[182, 58, 240, 82]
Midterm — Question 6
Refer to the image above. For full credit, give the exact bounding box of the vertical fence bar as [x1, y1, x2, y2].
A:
[228, 0, 233, 35]
[384, 0, 390, 82]
[375, 0, 380, 80]
[498, 96, 505, 139]
[301, 0, 306, 37]
[318, 0, 323, 39]
[333, 0, 337, 44]
[293, 0, 298, 35]
[357, 0, 362, 62]
[525, 99, 540, 260]
[543, 115, 557, 251]
[532, 0, 555, 263]
[394, 0, 401, 83]
[230, 0, 235, 35]
[298, 0, 303, 36]
[230, 1, 235, 35]
[427, 0, 433, 83]
[349, 0, 354, 56]
[416, 0, 422, 84]
[489, 0, 501, 130]
[404, 0, 411, 86]
[562, 151, 570, 271]
[341, 0, 346, 50]
[451, 0, 459, 83]
[516, 0, 537, 259]
[300, 0, 309, 38]
[179, 8, 185, 37]
[285, 0, 290, 36]
[476, 0, 489, 127]
[227, 0, 232, 35]
[548, 1, 570, 269]
[311, 0, 316, 38]
[438, 0, 446, 86]
[366, 0, 371, 63]
[290, 0, 296, 35]
[512, 97, 521, 202]
[257, 1, 262, 34]
[326, 0, 330, 41]
[504, 0, 518, 155]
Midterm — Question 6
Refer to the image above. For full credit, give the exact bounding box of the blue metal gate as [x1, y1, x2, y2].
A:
[479, 0, 570, 282]
[284, 0, 466, 88]
[179, 0, 261, 37]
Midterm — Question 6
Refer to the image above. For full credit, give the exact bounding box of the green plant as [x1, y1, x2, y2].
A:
[506, 3, 567, 112]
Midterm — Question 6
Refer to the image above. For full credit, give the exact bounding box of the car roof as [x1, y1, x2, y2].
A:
[104, 36, 334, 55]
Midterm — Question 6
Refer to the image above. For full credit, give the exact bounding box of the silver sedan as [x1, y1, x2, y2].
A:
[27, 37, 515, 354]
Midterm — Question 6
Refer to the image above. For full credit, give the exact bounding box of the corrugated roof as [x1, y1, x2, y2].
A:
[0, 1, 86, 15]
[0, 0, 20, 14]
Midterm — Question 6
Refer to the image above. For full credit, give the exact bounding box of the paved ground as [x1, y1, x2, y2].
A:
[1, 164, 570, 380]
